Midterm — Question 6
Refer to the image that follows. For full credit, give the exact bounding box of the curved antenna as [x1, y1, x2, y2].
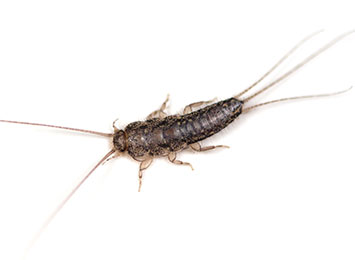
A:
[234, 30, 323, 99]
[24, 149, 116, 258]
[243, 86, 352, 113]
[242, 30, 355, 103]
[0, 119, 113, 137]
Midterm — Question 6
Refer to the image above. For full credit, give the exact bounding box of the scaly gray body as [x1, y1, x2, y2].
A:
[113, 98, 243, 159]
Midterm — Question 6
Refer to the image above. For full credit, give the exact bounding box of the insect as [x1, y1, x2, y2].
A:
[0, 31, 353, 248]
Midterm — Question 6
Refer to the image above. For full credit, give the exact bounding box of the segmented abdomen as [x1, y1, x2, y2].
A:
[125, 98, 243, 158]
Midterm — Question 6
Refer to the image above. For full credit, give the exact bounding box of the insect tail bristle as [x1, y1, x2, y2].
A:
[243, 86, 352, 113]
[234, 30, 323, 99]
[241, 30, 355, 103]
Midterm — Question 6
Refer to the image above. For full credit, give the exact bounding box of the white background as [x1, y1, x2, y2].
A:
[0, 1, 354, 260]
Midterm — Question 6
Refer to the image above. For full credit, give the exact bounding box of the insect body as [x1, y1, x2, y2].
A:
[122, 98, 243, 158]
[0, 31, 353, 245]
[113, 97, 243, 189]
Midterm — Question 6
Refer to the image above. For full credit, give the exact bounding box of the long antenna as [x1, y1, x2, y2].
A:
[234, 30, 323, 99]
[242, 30, 354, 103]
[24, 149, 116, 258]
[243, 86, 352, 112]
[0, 119, 112, 137]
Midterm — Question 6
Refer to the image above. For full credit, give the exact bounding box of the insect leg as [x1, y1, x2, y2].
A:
[112, 118, 120, 131]
[146, 94, 170, 119]
[190, 142, 229, 152]
[183, 98, 217, 114]
[138, 158, 153, 192]
[168, 152, 194, 170]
